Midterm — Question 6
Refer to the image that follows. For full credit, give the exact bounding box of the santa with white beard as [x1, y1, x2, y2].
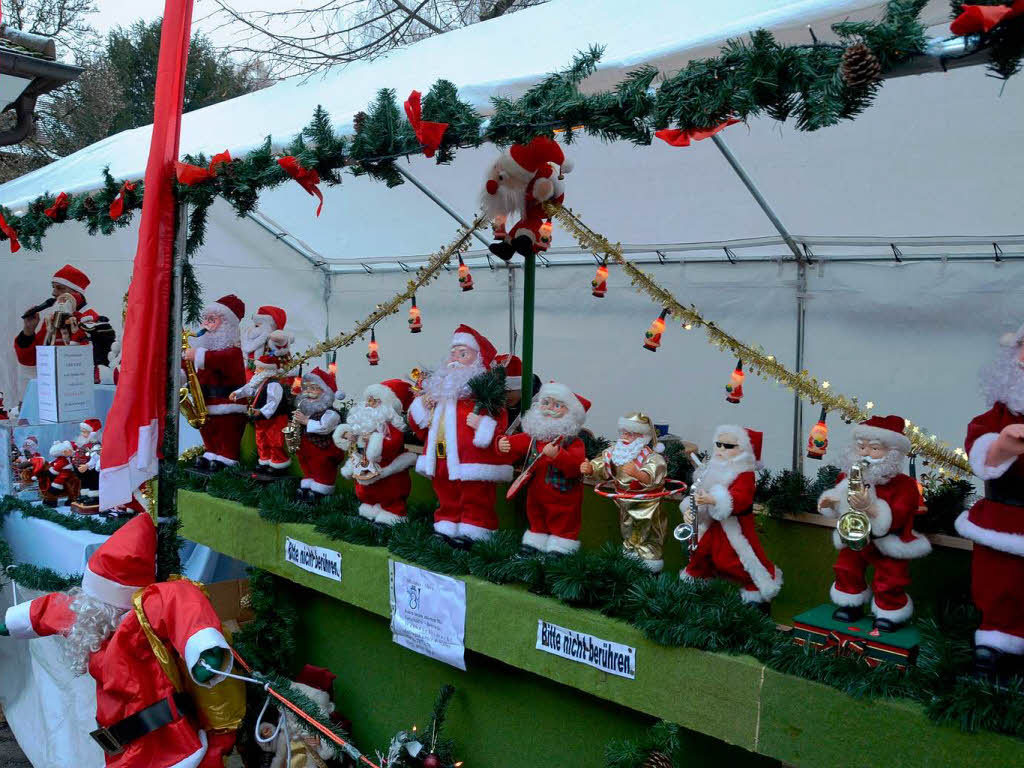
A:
[294, 367, 344, 502]
[183, 294, 249, 472]
[408, 325, 512, 542]
[498, 382, 590, 555]
[957, 322, 1024, 678]
[817, 415, 930, 632]
[0, 514, 240, 767]
[241, 305, 288, 376]
[230, 355, 292, 476]
[680, 426, 782, 609]
[333, 379, 416, 525]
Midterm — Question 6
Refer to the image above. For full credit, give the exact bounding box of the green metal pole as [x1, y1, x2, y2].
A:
[520, 254, 536, 412]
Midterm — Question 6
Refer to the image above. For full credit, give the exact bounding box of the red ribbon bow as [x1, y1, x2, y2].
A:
[404, 90, 449, 159]
[44, 192, 70, 220]
[175, 150, 232, 186]
[278, 156, 323, 217]
[824, 630, 866, 658]
[655, 117, 739, 147]
[0, 212, 20, 253]
[109, 181, 137, 220]
[951, 1, 1024, 36]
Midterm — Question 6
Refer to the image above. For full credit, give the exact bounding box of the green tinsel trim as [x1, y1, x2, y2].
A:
[467, 368, 506, 416]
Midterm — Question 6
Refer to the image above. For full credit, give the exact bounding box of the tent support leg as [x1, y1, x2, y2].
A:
[710, 133, 806, 471]
[323, 271, 333, 368]
[521, 254, 536, 411]
[158, 201, 188, 518]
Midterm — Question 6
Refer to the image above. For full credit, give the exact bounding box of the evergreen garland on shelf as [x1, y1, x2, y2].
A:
[605, 721, 680, 768]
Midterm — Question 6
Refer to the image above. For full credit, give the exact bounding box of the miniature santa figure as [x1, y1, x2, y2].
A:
[294, 367, 344, 502]
[0, 390, 8, 420]
[408, 325, 512, 542]
[817, 415, 930, 632]
[74, 418, 103, 505]
[41, 440, 77, 507]
[241, 305, 288, 375]
[957, 322, 1024, 677]
[680, 426, 782, 609]
[498, 382, 590, 555]
[15, 436, 45, 487]
[0, 514, 240, 767]
[333, 379, 417, 525]
[266, 329, 294, 362]
[183, 295, 249, 472]
[581, 413, 669, 572]
[230, 355, 292, 477]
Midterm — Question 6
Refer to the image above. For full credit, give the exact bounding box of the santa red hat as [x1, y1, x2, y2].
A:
[51, 264, 90, 294]
[49, 440, 73, 458]
[80, 418, 102, 435]
[450, 324, 497, 368]
[255, 305, 287, 331]
[503, 136, 565, 183]
[493, 354, 523, 390]
[254, 354, 279, 370]
[210, 294, 245, 322]
[853, 415, 911, 454]
[305, 367, 337, 394]
[365, 379, 414, 414]
[714, 425, 763, 468]
[536, 381, 589, 424]
[81, 513, 157, 610]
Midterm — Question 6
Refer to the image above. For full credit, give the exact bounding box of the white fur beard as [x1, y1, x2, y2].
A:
[348, 402, 401, 434]
[422, 358, 484, 401]
[611, 438, 647, 465]
[844, 446, 905, 485]
[240, 325, 270, 356]
[981, 347, 1024, 413]
[193, 316, 241, 352]
[62, 588, 127, 676]
[522, 407, 583, 442]
[698, 453, 754, 490]
[297, 390, 334, 415]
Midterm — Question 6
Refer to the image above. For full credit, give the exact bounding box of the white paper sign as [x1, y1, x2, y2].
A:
[284, 537, 342, 581]
[36, 345, 94, 424]
[536, 620, 636, 679]
[389, 560, 467, 670]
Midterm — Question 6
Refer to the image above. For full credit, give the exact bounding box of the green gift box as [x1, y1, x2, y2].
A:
[792, 603, 920, 670]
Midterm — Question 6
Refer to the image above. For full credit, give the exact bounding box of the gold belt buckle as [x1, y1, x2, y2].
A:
[436, 441, 446, 459]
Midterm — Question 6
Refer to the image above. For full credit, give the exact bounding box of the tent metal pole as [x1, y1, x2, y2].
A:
[395, 165, 492, 248]
[244, 211, 329, 275]
[710, 133, 806, 471]
[323, 272, 332, 369]
[521, 253, 536, 411]
[158, 201, 188, 518]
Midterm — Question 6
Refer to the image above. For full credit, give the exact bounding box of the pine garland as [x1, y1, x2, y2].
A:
[605, 721, 680, 768]
[0, 495, 129, 536]
[233, 568, 298, 677]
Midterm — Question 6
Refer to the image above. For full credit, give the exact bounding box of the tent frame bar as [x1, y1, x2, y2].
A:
[244, 210, 331, 275]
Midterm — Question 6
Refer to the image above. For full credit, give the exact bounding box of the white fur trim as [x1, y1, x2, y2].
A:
[193, 347, 207, 371]
[871, 595, 913, 623]
[184, 626, 232, 687]
[305, 478, 336, 495]
[720, 516, 782, 600]
[5, 601, 38, 639]
[458, 522, 496, 540]
[358, 452, 416, 484]
[366, 431, 384, 462]
[267, 458, 291, 469]
[831, 583, 871, 607]
[358, 503, 380, 521]
[415, 453, 433, 478]
[852, 424, 910, 454]
[374, 509, 405, 526]
[679, 569, 712, 584]
[521, 530, 549, 550]
[545, 535, 580, 555]
[968, 432, 1016, 480]
[618, 416, 651, 433]
[434, 520, 458, 537]
[202, 451, 238, 466]
[707, 484, 733, 521]
[51, 275, 87, 293]
[473, 415, 498, 448]
[333, 426, 352, 452]
[363, 383, 402, 414]
[451, 332, 480, 353]
[873, 532, 932, 559]
[536, 381, 585, 424]
[818, 481, 845, 518]
[504, 376, 523, 390]
[456, 463, 514, 482]
[408, 397, 430, 428]
[641, 558, 664, 574]
[206, 402, 248, 415]
[82, 565, 148, 610]
[869, 496, 892, 538]
[955, 511, 1024, 556]
[975, 629, 1024, 654]
[167, 730, 208, 768]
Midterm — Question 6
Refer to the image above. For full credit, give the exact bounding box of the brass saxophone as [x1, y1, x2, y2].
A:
[282, 412, 303, 455]
[179, 330, 208, 429]
[837, 459, 872, 551]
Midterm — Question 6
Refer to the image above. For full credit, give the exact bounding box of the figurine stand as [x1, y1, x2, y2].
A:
[791, 603, 920, 670]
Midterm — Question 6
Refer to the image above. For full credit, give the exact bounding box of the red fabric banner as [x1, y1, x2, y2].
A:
[108, 180, 136, 220]
[278, 156, 324, 216]
[655, 117, 739, 147]
[175, 149, 231, 185]
[100, 0, 194, 509]
[404, 90, 448, 158]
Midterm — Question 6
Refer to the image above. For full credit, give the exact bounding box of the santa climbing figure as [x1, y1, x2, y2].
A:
[0, 514, 241, 767]
[0, 390, 8, 420]
[957, 321, 1024, 678]
[241, 305, 289, 376]
[817, 415, 930, 632]
[73, 418, 103, 505]
[294, 367, 344, 502]
[230, 355, 292, 477]
[408, 325, 512, 543]
[333, 379, 417, 526]
[183, 294, 249, 472]
[680, 426, 782, 610]
[498, 381, 589, 555]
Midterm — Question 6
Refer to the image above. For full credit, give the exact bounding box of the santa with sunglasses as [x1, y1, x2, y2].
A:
[680, 425, 782, 611]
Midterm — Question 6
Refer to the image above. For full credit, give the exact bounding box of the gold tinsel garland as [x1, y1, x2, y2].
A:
[544, 202, 972, 476]
[288, 214, 486, 371]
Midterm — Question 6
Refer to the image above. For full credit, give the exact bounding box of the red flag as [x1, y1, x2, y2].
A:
[0, 212, 20, 253]
[404, 90, 448, 158]
[44, 192, 70, 220]
[278, 156, 324, 216]
[109, 180, 137, 220]
[951, 1, 1024, 36]
[655, 117, 739, 147]
[100, 0, 194, 509]
[175, 149, 231, 185]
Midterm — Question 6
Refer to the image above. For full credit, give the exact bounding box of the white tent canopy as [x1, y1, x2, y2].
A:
[1, 0, 1021, 472]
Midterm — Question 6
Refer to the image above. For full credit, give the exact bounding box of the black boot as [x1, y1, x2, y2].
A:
[872, 617, 901, 634]
[517, 543, 543, 559]
[194, 455, 211, 472]
[973, 645, 1003, 680]
[488, 241, 515, 262]
[832, 605, 864, 623]
[207, 459, 230, 473]
[755, 601, 772, 617]
[510, 235, 535, 258]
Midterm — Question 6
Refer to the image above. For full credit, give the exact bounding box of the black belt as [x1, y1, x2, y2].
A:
[90, 692, 194, 755]
[985, 475, 1024, 507]
[205, 386, 235, 398]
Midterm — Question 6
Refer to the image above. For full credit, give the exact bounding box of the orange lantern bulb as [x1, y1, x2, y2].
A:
[291, 375, 302, 395]
[366, 328, 380, 366]
[806, 406, 828, 459]
[408, 296, 422, 333]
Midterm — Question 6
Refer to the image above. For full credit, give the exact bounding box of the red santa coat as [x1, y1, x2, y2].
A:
[342, 422, 416, 523]
[408, 396, 512, 483]
[190, 347, 247, 415]
[298, 408, 343, 495]
[3, 582, 234, 768]
[14, 307, 98, 368]
[47, 455, 74, 491]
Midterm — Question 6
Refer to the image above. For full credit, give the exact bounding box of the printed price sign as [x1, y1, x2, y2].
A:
[536, 620, 636, 679]
[284, 537, 342, 581]
[36, 345, 94, 423]
[389, 560, 467, 670]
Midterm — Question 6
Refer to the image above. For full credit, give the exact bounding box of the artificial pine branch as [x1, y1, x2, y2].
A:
[233, 569, 298, 676]
[421, 80, 484, 164]
[467, 368, 506, 416]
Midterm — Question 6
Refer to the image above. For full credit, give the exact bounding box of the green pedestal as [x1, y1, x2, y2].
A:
[793, 604, 920, 668]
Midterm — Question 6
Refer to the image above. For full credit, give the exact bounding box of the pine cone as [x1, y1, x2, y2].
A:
[353, 111, 369, 134]
[642, 751, 674, 768]
[841, 43, 881, 88]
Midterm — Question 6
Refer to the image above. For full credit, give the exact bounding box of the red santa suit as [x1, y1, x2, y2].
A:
[681, 427, 782, 603]
[40, 442, 75, 500]
[2, 515, 237, 768]
[0, 393, 9, 420]
[818, 416, 931, 624]
[296, 368, 343, 497]
[957, 401, 1024, 656]
[232, 357, 291, 471]
[14, 265, 98, 376]
[408, 325, 512, 539]
[242, 305, 287, 380]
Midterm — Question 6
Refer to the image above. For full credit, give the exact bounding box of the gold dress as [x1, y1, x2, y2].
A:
[588, 448, 669, 569]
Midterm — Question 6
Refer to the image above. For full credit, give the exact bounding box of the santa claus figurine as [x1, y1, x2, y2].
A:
[581, 413, 669, 572]
[408, 325, 512, 543]
[333, 379, 417, 526]
[73, 418, 103, 506]
[258, 681, 338, 768]
[14, 436, 44, 487]
[817, 415, 930, 632]
[241, 305, 288, 376]
[0, 514, 240, 767]
[230, 355, 293, 478]
[294, 367, 344, 502]
[183, 295, 249, 472]
[957, 322, 1024, 678]
[42, 440, 77, 507]
[680, 426, 782, 611]
[498, 381, 590, 555]
[0, 390, 8, 420]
